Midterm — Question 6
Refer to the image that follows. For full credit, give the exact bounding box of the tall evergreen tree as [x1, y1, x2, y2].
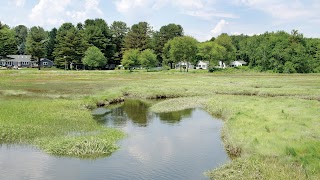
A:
[14, 25, 28, 55]
[84, 19, 115, 62]
[46, 28, 57, 60]
[124, 22, 152, 51]
[53, 23, 88, 69]
[110, 21, 129, 63]
[26, 26, 47, 70]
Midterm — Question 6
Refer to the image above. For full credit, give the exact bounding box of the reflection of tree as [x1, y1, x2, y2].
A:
[123, 99, 149, 127]
[158, 109, 193, 124]
[107, 107, 127, 127]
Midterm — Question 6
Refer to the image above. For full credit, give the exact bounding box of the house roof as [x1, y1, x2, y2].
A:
[198, 60, 209, 64]
[5, 55, 32, 62]
[237, 60, 247, 64]
[231, 60, 247, 65]
[40, 58, 53, 62]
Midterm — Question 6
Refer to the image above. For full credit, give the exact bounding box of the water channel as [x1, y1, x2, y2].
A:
[0, 99, 229, 180]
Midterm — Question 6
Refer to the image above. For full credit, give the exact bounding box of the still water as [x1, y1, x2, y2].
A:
[0, 100, 229, 180]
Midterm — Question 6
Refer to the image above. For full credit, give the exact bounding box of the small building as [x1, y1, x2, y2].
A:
[40, 58, 54, 68]
[230, 60, 247, 67]
[175, 61, 194, 70]
[196, 61, 209, 70]
[219, 61, 227, 69]
[0, 55, 31, 68]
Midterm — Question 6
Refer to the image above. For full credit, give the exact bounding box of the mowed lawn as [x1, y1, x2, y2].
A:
[0, 69, 319, 179]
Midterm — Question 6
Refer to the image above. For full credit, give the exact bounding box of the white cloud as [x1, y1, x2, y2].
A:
[114, 0, 232, 21]
[14, 0, 25, 7]
[66, 0, 104, 22]
[115, 0, 149, 13]
[211, 19, 228, 37]
[29, 0, 72, 26]
[184, 10, 239, 20]
[29, 0, 104, 27]
[234, 0, 319, 22]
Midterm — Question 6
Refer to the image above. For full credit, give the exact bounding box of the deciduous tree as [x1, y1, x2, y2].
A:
[139, 49, 158, 71]
[82, 46, 107, 69]
[153, 24, 183, 63]
[121, 49, 140, 71]
[0, 27, 16, 58]
[164, 36, 198, 72]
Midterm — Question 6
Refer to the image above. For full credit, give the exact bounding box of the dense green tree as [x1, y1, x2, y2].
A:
[121, 49, 140, 71]
[14, 25, 28, 54]
[46, 28, 57, 60]
[139, 49, 158, 71]
[26, 26, 47, 70]
[0, 27, 17, 58]
[229, 30, 320, 73]
[84, 19, 115, 61]
[110, 21, 129, 63]
[0, 22, 9, 30]
[124, 22, 152, 51]
[82, 46, 107, 69]
[53, 23, 88, 69]
[153, 24, 183, 63]
[215, 33, 236, 64]
[164, 36, 198, 72]
[162, 41, 174, 69]
[197, 41, 226, 68]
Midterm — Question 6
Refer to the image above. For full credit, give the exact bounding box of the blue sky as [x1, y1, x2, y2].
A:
[1, 0, 319, 41]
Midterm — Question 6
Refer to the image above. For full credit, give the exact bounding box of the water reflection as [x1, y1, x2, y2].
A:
[157, 109, 192, 125]
[0, 99, 229, 180]
[96, 99, 194, 127]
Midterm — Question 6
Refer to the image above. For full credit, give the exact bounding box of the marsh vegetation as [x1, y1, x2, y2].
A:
[0, 69, 319, 179]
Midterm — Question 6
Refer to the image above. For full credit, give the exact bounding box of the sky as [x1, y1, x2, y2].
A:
[0, 0, 320, 42]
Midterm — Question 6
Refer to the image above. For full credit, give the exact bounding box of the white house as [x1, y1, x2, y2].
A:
[219, 61, 227, 68]
[196, 61, 209, 70]
[0, 55, 32, 67]
[230, 60, 247, 67]
[175, 62, 194, 70]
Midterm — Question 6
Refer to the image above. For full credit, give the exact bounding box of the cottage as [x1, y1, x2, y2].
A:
[196, 61, 209, 70]
[230, 60, 247, 67]
[175, 62, 194, 70]
[40, 58, 54, 68]
[0, 55, 31, 68]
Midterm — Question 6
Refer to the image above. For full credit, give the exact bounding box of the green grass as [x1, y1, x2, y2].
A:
[0, 69, 319, 178]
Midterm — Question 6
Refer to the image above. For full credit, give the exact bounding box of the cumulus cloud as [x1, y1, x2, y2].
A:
[29, 0, 103, 27]
[29, 0, 72, 26]
[66, 0, 103, 22]
[211, 19, 228, 37]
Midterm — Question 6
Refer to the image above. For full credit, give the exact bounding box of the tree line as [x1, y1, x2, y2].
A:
[0, 20, 319, 73]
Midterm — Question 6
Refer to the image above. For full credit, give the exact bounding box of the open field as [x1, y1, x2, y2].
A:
[0, 69, 319, 179]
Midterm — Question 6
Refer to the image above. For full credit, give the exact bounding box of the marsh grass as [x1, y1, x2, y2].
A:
[35, 129, 124, 158]
[0, 69, 319, 178]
